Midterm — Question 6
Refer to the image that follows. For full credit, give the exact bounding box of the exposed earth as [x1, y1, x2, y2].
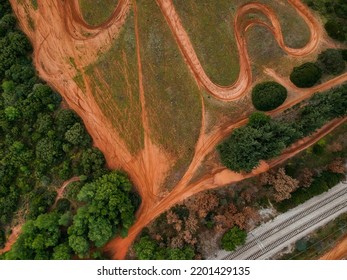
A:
[8, 0, 347, 259]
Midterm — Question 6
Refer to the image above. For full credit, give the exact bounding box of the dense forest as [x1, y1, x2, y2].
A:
[0, 0, 139, 259]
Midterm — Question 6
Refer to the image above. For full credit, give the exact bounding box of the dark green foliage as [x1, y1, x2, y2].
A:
[134, 236, 195, 260]
[64, 122, 91, 147]
[341, 49, 347, 61]
[0, 228, 5, 248]
[78, 148, 106, 178]
[317, 49, 345, 75]
[290, 62, 322, 88]
[28, 188, 56, 219]
[251, 82, 287, 111]
[308, 0, 347, 43]
[277, 171, 345, 212]
[334, 0, 347, 19]
[5, 213, 71, 260]
[68, 172, 137, 257]
[219, 85, 347, 172]
[218, 112, 299, 172]
[0, 14, 16, 37]
[324, 18, 347, 42]
[221, 226, 247, 251]
[55, 198, 71, 214]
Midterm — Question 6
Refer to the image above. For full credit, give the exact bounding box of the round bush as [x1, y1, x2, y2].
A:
[324, 19, 346, 42]
[290, 62, 322, 88]
[221, 227, 247, 251]
[251, 82, 287, 111]
[317, 49, 345, 75]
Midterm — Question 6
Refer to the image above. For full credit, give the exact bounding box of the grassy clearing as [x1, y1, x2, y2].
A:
[85, 12, 144, 154]
[244, 0, 311, 48]
[173, 0, 240, 86]
[79, 0, 119, 26]
[137, 0, 202, 164]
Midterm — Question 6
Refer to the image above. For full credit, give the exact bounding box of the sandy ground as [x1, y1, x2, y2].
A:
[320, 234, 347, 260]
[8, 0, 347, 259]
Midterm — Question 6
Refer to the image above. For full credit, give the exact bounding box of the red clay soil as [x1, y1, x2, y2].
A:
[320, 234, 347, 260]
[0, 224, 22, 255]
[9, 0, 347, 259]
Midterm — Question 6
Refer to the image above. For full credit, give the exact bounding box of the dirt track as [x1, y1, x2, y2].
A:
[9, 0, 347, 259]
[320, 234, 347, 260]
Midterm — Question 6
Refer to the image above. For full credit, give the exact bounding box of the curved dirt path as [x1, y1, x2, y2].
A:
[320, 234, 347, 260]
[9, 0, 347, 259]
[156, 0, 323, 100]
[105, 117, 347, 259]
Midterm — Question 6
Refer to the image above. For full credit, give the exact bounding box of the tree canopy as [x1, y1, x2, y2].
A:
[221, 226, 247, 251]
[251, 81, 287, 111]
[290, 62, 322, 88]
[68, 172, 137, 257]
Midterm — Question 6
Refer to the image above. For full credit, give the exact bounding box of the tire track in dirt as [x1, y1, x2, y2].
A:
[105, 117, 347, 260]
[156, 0, 323, 100]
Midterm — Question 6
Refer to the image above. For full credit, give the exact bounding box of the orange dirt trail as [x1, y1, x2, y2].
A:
[9, 0, 347, 259]
[320, 234, 347, 260]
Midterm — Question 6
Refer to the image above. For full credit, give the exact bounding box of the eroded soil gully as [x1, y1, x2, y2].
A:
[9, 0, 347, 259]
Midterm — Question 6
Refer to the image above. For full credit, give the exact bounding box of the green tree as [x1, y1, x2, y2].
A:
[251, 82, 287, 111]
[317, 49, 345, 75]
[290, 62, 322, 88]
[52, 243, 72, 260]
[221, 226, 247, 251]
[64, 122, 91, 147]
[134, 236, 159, 260]
[4, 106, 19, 121]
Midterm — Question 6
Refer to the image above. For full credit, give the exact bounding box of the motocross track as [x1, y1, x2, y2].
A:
[9, 0, 347, 259]
[320, 234, 347, 260]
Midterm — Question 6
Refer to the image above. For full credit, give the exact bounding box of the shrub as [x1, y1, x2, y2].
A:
[290, 62, 322, 88]
[324, 19, 346, 42]
[221, 226, 247, 251]
[317, 49, 345, 75]
[251, 82, 287, 111]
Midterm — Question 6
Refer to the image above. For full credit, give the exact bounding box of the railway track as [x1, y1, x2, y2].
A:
[246, 200, 347, 259]
[224, 185, 347, 260]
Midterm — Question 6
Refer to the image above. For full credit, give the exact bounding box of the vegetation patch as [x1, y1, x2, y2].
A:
[221, 226, 247, 251]
[305, 0, 347, 43]
[79, 0, 119, 26]
[219, 85, 347, 173]
[317, 49, 346, 75]
[251, 81, 287, 111]
[86, 12, 144, 154]
[290, 62, 322, 88]
[137, 0, 202, 162]
[173, 0, 240, 86]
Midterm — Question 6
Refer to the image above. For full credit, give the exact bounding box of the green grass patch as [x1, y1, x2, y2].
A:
[137, 0, 202, 162]
[85, 12, 144, 154]
[79, 0, 119, 26]
[173, 0, 240, 86]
